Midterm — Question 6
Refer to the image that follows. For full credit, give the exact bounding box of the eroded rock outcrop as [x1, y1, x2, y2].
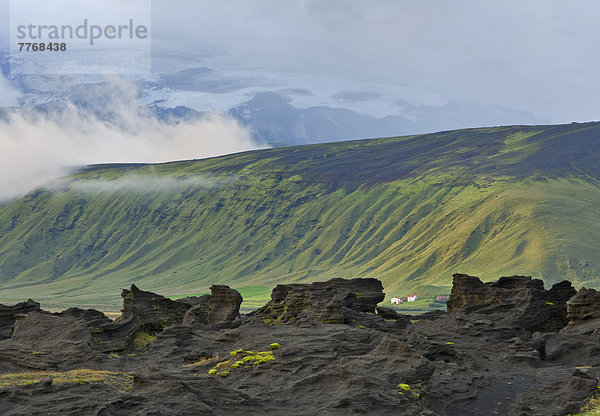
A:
[181, 286, 243, 329]
[115, 284, 191, 328]
[556, 287, 600, 335]
[252, 278, 385, 326]
[90, 285, 195, 352]
[0, 300, 40, 341]
[3, 284, 245, 355]
[566, 287, 600, 321]
[446, 273, 576, 332]
[93, 284, 244, 351]
[207, 285, 243, 325]
[4, 275, 600, 416]
[181, 295, 211, 328]
[12, 308, 112, 352]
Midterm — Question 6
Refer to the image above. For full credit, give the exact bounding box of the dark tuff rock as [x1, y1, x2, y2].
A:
[508, 371, 599, 416]
[447, 274, 576, 332]
[91, 285, 193, 352]
[559, 287, 600, 335]
[115, 284, 191, 328]
[181, 286, 243, 330]
[252, 278, 385, 325]
[93, 285, 244, 351]
[3, 275, 600, 416]
[181, 295, 211, 328]
[566, 287, 600, 321]
[0, 300, 40, 341]
[376, 306, 403, 320]
[11, 308, 112, 354]
[207, 285, 243, 325]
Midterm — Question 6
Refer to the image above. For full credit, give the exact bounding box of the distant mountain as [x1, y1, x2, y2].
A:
[228, 92, 413, 145]
[229, 92, 544, 146]
[1, 49, 545, 148]
[0, 122, 599, 307]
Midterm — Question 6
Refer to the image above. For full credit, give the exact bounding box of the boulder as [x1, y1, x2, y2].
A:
[0, 300, 41, 341]
[446, 274, 576, 332]
[446, 274, 500, 312]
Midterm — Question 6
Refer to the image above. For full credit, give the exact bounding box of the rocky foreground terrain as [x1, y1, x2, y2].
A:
[1, 275, 600, 415]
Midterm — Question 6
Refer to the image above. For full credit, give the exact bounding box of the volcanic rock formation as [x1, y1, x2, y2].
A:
[447, 273, 576, 332]
[0, 299, 40, 341]
[252, 277, 385, 323]
[0, 275, 599, 415]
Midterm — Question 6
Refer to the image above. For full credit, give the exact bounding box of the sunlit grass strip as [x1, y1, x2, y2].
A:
[0, 369, 135, 391]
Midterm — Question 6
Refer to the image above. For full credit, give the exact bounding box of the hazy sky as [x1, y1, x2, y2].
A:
[148, 0, 600, 123]
[1, 1, 600, 200]
[2, 1, 600, 122]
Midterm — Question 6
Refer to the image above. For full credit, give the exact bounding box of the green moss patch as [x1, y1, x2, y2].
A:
[0, 369, 134, 391]
[208, 346, 278, 377]
[397, 383, 421, 398]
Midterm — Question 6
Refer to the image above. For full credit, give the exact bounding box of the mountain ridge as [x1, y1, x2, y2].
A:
[0, 121, 599, 307]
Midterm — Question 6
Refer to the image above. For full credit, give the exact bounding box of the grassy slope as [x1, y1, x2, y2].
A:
[1, 122, 600, 308]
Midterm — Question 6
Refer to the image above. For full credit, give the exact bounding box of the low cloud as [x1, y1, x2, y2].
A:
[0, 78, 263, 202]
[47, 173, 236, 194]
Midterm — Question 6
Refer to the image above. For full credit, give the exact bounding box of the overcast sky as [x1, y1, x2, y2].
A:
[2, 0, 600, 200]
[147, 0, 600, 123]
[2, 0, 600, 122]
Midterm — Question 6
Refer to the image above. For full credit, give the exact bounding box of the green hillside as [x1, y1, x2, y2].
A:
[1, 122, 600, 309]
